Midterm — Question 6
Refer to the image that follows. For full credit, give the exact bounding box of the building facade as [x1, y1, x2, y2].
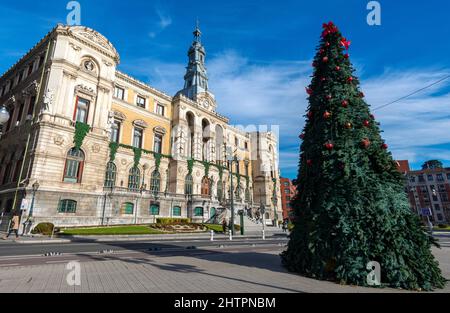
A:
[397, 160, 450, 224]
[280, 178, 296, 221]
[0, 25, 282, 229]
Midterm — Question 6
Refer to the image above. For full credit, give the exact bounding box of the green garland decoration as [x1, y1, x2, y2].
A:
[73, 122, 90, 150]
[133, 147, 142, 168]
[109, 142, 119, 161]
[187, 159, 195, 175]
[154, 153, 162, 170]
[202, 161, 211, 177]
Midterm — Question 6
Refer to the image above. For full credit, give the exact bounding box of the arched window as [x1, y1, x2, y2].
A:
[217, 181, 223, 202]
[150, 170, 161, 193]
[128, 167, 141, 191]
[104, 162, 117, 188]
[185, 174, 193, 195]
[235, 185, 242, 201]
[64, 148, 85, 183]
[201, 177, 210, 196]
[58, 199, 77, 213]
[121, 202, 134, 215]
[245, 188, 251, 202]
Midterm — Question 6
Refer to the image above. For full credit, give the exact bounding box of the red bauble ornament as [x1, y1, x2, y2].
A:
[326, 42, 331, 47]
[306, 87, 313, 95]
[323, 111, 331, 119]
[335, 66, 341, 71]
[325, 95, 332, 101]
[359, 92, 365, 98]
[307, 160, 313, 166]
[299, 133, 305, 140]
[381, 143, 389, 150]
[361, 139, 371, 149]
[308, 111, 313, 119]
[341, 100, 349, 108]
[324, 142, 334, 151]
[320, 49, 325, 54]
[340, 37, 351, 50]
[322, 56, 329, 63]
[344, 53, 349, 59]
[363, 120, 370, 127]
[347, 76, 354, 83]
[370, 114, 375, 120]
[321, 77, 327, 82]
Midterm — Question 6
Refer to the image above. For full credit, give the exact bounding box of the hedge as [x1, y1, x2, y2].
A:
[156, 218, 191, 225]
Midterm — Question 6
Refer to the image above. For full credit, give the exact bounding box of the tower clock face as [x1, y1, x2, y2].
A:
[202, 100, 210, 109]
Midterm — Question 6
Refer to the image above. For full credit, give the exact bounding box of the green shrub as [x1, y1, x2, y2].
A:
[438, 224, 449, 229]
[31, 223, 56, 236]
[156, 218, 191, 225]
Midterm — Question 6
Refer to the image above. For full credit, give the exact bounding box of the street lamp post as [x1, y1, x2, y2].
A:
[29, 181, 40, 218]
[229, 154, 239, 236]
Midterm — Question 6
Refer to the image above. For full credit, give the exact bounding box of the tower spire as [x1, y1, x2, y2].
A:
[194, 19, 201, 42]
[177, 21, 211, 101]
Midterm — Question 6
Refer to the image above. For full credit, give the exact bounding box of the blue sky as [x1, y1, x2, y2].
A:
[1, 0, 450, 179]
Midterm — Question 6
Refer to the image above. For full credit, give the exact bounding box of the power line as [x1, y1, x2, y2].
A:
[373, 74, 450, 111]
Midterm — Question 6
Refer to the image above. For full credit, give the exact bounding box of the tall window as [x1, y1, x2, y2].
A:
[235, 185, 242, 201]
[74, 97, 90, 123]
[5, 107, 14, 132]
[185, 174, 193, 195]
[201, 177, 210, 196]
[128, 167, 141, 191]
[172, 206, 182, 217]
[217, 181, 223, 202]
[110, 120, 121, 143]
[27, 96, 36, 117]
[133, 128, 143, 148]
[150, 170, 161, 193]
[63, 148, 85, 183]
[137, 96, 146, 108]
[13, 155, 23, 183]
[121, 202, 134, 215]
[153, 134, 163, 154]
[114, 87, 125, 100]
[156, 104, 165, 116]
[16, 102, 24, 125]
[104, 162, 117, 188]
[2, 162, 11, 185]
[245, 188, 250, 202]
[58, 199, 77, 213]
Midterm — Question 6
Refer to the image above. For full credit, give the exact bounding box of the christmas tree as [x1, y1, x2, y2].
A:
[281, 22, 446, 291]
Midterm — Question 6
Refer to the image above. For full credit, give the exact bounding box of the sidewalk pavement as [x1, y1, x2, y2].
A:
[1, 230, 288, 245]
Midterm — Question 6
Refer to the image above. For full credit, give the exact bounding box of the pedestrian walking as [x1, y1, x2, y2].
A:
[282, 220, 289, 233]
[3, 214, 20, 239]
[222, 219, 228, 233]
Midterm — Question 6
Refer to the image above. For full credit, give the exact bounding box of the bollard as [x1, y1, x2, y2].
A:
[229, 230, 233, 241]
[210, 230, 214, 242]
[262, 230, 266, 241]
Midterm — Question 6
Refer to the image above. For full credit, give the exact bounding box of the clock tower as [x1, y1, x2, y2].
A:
[177, 23, 216, 111]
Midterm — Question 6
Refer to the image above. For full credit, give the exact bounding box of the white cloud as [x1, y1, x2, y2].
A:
[156, 9, 172, 29]
[122, 51, 450, 177]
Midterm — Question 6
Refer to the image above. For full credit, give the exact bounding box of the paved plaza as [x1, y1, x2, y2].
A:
[0, 243, 448, 293]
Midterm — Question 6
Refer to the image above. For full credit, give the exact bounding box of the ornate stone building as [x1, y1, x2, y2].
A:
[0, 25, 282, 228]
